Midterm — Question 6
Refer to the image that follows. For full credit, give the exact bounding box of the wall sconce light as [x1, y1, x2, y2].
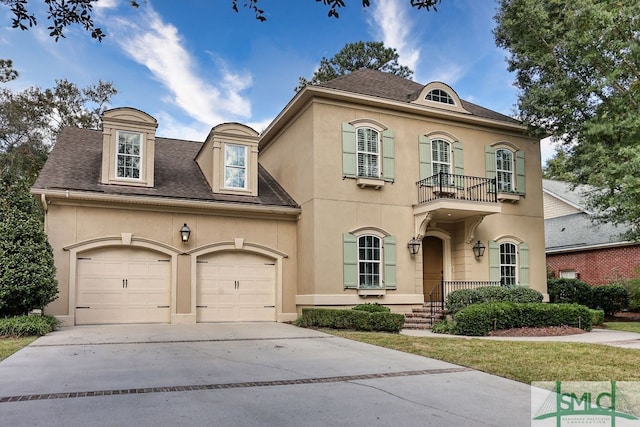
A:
[407, 237, 421, 256]
[180, 223, 191, 243]
[472, 240, 486, 258]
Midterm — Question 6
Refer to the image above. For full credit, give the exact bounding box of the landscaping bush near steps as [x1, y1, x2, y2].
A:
[296, 307, 404, 332]
[449, 302, 593, 336]
[445, 286, 543, 314]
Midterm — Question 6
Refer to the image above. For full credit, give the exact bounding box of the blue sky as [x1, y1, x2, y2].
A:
[1, 0, 554, 162]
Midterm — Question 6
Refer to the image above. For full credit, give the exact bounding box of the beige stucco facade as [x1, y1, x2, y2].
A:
[259, 78, 547, 310]
[33, 71, 547, 326]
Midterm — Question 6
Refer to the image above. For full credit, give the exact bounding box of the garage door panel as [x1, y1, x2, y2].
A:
[197, 252, 276, 322]
[76, 250, 171, 325]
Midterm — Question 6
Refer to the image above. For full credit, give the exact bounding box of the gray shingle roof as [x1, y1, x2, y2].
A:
[33, 126, 298, 208]
[545, 212, 628, 251]
[543, 179, 631, 250]
[318, 68, 520, 125]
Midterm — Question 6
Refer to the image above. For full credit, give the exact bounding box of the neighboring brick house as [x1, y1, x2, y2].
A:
[32, 69, 547, 326]
[544, 179, 640, 285]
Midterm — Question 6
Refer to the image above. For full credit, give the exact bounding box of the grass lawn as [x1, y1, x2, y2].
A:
[327, 330, 640, 384]
[605, 322, 640, 333]
[0, 337, 37, 362]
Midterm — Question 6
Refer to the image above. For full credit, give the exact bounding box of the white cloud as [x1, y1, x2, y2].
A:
[94, 0, 120, 9]
[369, 0, 420, 73]
[107, 5, 252, 125]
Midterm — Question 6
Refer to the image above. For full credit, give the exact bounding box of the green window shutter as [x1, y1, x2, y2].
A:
[343, 232, 358, 289]
[515, 150, 526, 195]
[383, 236, 396, 290]
[342, 123, 357, 179]
[418, 136, 432, 180]
[489, 240, 500, 283]
[518, 242, 529, 286]
[382, 129, 395, 182]
[485, 146, 496, 180]
[453, 141, 464, 176]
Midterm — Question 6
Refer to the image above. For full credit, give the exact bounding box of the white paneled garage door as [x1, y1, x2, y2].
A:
[76, 248, 171, 325]
[197, 251, 276, 322]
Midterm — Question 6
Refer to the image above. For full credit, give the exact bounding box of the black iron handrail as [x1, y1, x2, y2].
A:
[417, 172, 497, 204]
[427, 280, 501, 323]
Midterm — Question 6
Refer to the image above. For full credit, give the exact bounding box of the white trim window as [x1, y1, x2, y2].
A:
[500, 242, 517, 286]
[356, 127, 380, 178]
[496, 148, 514, 192]
[224, 144, 247, 189]
[116, 131, 142, 179]
[425, 89, 455, 105]
[431, 139, 451, 176]
[358, 235, 382, 288]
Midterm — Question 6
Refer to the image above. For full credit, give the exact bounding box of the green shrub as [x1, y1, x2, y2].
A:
[431, 318, 455, 334]
[590, 309, 605, 326]
[453, 302, 593, 336]
[295, 308, 404, 332]
[505, 286, 544, 303]
[445, 288, 482, 314]
[590, 285, 629, 317]
[352, 303, 390, 313]
[445, 286, 543, 314]
[620, 279, 640, 311]
[0, 176, 58, 317]
[0, 315, 61, 337]
[547, 278, 592, 306]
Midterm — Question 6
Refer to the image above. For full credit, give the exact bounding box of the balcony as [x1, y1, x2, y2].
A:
[414, 172, 501, 222]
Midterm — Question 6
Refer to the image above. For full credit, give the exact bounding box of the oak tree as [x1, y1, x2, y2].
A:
[495, 0, 640, 239]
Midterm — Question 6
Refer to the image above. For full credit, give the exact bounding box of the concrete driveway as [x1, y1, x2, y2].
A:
[0, 323, 533, 426]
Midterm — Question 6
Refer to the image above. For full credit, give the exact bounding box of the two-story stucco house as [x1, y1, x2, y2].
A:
[32, 69, 546, 326]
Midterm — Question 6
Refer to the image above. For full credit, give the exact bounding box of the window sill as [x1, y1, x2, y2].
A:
[356, 177, 385, 189]
[358, 288, 386, 297]
[497, 192, 521, 203]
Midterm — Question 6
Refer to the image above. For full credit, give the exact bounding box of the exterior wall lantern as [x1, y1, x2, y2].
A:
[407, 237, 421, 256]
[472, 240, 486, 258]
[180, 223, 191, 243]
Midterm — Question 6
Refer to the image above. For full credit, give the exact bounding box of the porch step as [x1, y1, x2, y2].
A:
[403, 303, 444, 329]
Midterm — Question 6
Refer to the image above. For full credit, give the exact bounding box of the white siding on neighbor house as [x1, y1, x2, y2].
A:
[543, 192, 581, 219]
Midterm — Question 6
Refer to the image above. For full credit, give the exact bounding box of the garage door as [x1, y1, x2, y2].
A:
[76, 247, 171, 325]
[197, 251, 276, 322]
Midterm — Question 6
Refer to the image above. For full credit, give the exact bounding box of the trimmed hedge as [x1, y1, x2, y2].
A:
[0, 315, 61, 337]
[352, 303, 391, 313]
[445, 286, 543, 314]
[452, 302, 593, 336]
[295, 308, 404, 332]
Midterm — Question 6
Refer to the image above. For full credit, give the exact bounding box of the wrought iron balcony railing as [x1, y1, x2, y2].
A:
[417, 172, 497, 204]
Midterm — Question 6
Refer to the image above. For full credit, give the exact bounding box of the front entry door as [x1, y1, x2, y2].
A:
[422, 236, 443, 301]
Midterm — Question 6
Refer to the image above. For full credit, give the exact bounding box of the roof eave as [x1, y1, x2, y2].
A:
[259, 85, 529, 150]
[31, 188, 301, 219]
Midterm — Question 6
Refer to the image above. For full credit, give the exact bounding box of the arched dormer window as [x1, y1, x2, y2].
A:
[425, 89, 455, 105]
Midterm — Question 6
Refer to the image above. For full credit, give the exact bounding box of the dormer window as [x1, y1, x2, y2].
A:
[224, 144, 247, 189]
[116, 131, 143, 180]
[100, 108, 157, 188]
[196, 123, 259, 196]
[425, 89, 455, 105]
